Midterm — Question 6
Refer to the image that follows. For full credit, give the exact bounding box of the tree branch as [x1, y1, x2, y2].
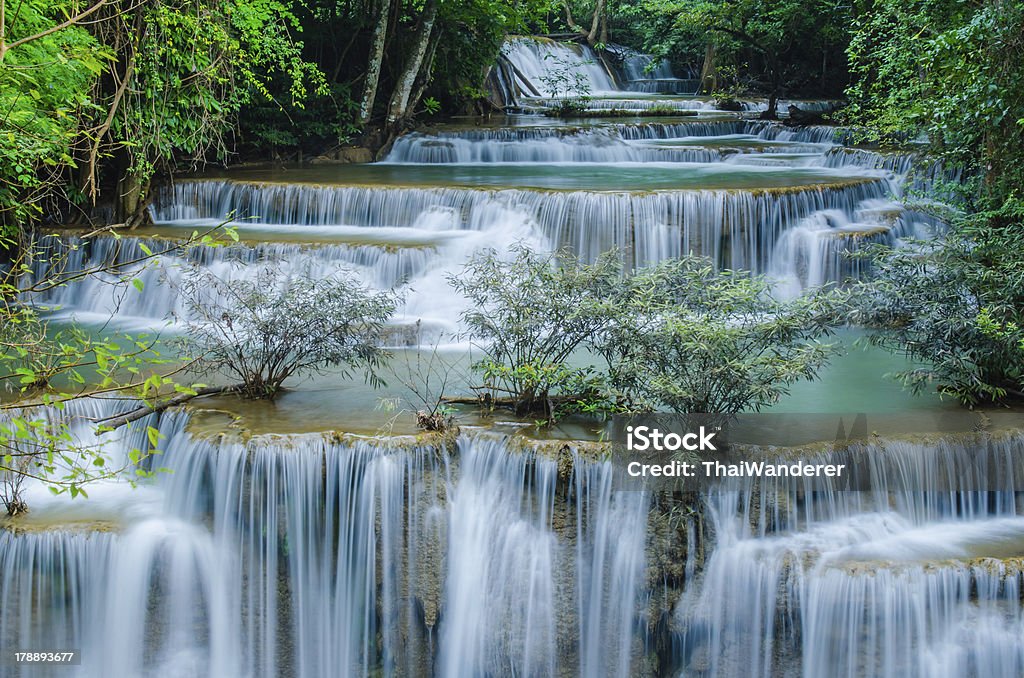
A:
[94, 384, 241, 432]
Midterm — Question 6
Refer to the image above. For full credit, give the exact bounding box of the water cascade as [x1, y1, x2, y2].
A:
[496, 37, 837, 116]
[603, 44, 698, 94]
[23, 114, 929, 332]
[0, 404, 651, 677]
[500, 37, 618, 99]
[6, 35, 1010, 678]
[673, 435, 1024, 677]
[5, 400, 1024, 676]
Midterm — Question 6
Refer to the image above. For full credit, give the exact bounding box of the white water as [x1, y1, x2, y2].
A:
[0, 404, 650, 677]
[33, 202, 550, 341]
[501, 37, 618, 97]
[4, 400, 1024, 677]
[606, 44, 696, 94]
[24, 112, 934, 335]
[497, 38, 841, 113]
[673, 436, 1024, 678]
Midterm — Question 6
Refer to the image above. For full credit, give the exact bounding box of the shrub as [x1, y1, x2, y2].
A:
[853, 198, 1024, 405]
[179, 266, 398, 399]
[449, 246, 621, 420]
[451, 246, 843, 420]
[599, 257, 843, 414]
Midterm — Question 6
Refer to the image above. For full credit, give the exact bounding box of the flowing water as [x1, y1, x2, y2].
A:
[4, 36, 1021, 678]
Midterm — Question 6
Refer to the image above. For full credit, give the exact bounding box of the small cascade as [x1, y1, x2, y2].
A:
[496, 37, 840, 115]
[605, 44, 697, 94]
[387, 120, 844, 145]
[673, 434, 1024, 678]
[501, 37, 617, 97]
[384, 129, 726, 164]
[824, 147, 918, 175]
[385, 120, 846, 160]
[25, 175, 894, 333]
[768, 206, 895, 296]
[27, 235, 440, 330]
[0, 531, 115, 678]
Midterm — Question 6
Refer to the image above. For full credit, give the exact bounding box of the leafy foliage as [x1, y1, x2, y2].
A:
[450, 246, 621, 420]
[600, 0, 852, 98]
[1, 224, 238, 513]
[854, 200, 1024, 405]
[178, 267, 398, 399]
[0, 1, 107, 233]
[537, 49, 594, 115]
[425, 0, 553, 112]
[847, 0, 1024, 202]
[452, 246, 842, 421]
[845, 1, 1024, 404]
[110, 0, 326, 186]
[600, 257, 843, 413]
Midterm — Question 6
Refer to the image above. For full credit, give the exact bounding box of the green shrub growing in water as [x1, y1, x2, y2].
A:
[451, 246, 844, 423]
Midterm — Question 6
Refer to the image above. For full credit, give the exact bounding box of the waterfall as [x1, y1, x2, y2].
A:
[2, 28, 1001, 678]
[6, 398, 1024, 677]
[767, 206, 894, 297]
[0, 404, 653, 677]
[605, 44, 696, 94]
[29, 206, 550, 340]
[383, 120, 850, 164]
[673, 434, 1024, 678]
[27, 235, 437, 327]
[501, 37, 617, 97]
[383, 121, 846, 146]
[152, 178, 890, 272]
[24, 174, 894, 333]
[383, 129, 728, 164]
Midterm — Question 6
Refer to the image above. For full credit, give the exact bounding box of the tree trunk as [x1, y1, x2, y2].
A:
[761, 56, 782, 120]
[408, 31, 440, 117]
[385, 0, 438, 130]
[563, 1, 584, 35]
[699, 43, 718, 94]
[587, 0, 606, 45]
[96, 385, 240, 432]
[358, 0, 391, 127]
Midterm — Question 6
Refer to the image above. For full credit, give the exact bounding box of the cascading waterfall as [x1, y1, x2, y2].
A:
[495, 37, 837, 115]
[673, 435, 1024, 678]
[604, 44, 697, 94]
[4, 28, 1012, 678]
[767, 206, 894, 297]
[29, 204, 551, 340]
[501, 37, 617, 97]
[26, 112, 912, 333]
[374, 120, 849, 153]
[383, 130, 728, 164]
[28, 236, 438, 327]
[6, 399, 1024, 677]
[382, 121, 862, 165]
[0, 404, 652, 677]
[151, 178, 890, 274]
